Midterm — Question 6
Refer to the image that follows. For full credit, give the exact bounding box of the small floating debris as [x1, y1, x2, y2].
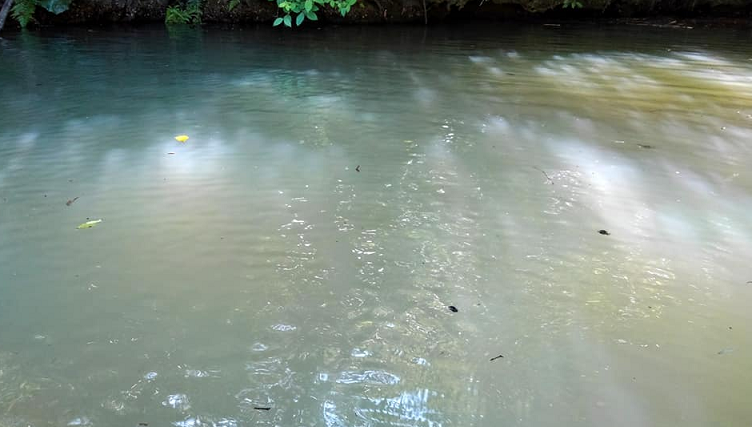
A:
[490, 355, 504, 361]
[637, 144, 653, 149]
[533, 167, 554, 185]
[746, 281, 752, 284]
[77, 219, 102, 229]
[167, 152, 176, 155]
[175, 135, 189, 143]
[355, 165, 361, 172]
[138, 423, 149, 426]
[66, 196, 79, 206]
[448, 305, 458, 313]
[598, 230, 610, 235]
[253, 407, 271, 411]
[718, 348, 734, 355]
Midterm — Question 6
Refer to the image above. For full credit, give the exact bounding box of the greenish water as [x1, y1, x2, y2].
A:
[1, 24, 752, 427]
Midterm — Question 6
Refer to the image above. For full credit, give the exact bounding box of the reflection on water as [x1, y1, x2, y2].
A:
[1, 24, 752, 427]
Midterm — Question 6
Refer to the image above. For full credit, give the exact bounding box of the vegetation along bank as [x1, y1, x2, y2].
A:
[0, 0, 750, 33]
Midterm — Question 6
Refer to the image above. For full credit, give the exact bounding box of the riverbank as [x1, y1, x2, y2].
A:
[0, 0, 749, 29]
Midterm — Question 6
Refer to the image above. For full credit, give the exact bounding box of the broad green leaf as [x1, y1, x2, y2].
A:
[340, 7, 347, 16]
[305, 0, 312, 12]
[38, 0, 71, 14]
[305, 10, 318, 20]
[77, 219, 102, 229]
[296, 12, 305, 25]
[283, 14, 291, 26]
[273, 17, 284, 26]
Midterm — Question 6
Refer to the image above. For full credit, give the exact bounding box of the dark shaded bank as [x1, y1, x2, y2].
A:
[4, 0, 752, 28]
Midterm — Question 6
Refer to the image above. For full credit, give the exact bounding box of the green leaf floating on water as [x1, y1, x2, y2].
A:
[77, 219, 102, 229]
[37, 0, 72, 14]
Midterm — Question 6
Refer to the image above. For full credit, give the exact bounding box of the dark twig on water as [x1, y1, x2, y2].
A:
[533, 167, 554, 185]
[66, 196, 79, 206]
[355, 165, 360, 172]
[253, 407, 271, 411]
[490, 354, 504, 361]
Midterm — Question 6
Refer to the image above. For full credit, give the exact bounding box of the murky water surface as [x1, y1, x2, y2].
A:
[1, 24, 752, 427]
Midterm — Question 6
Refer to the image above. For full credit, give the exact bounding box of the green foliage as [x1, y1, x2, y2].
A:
[165, 6, 190, 24]
[270, 0, 356, 27]
[563, 0, 583, 7]
[10, 0, 72, 27]
[228, 0, 241, 11]
[11, 0, 36, 28]
[186, 1, 203, 23]
[165, 0, 202, 25]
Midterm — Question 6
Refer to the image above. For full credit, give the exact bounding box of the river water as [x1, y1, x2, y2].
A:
[1, 24, 752, 427]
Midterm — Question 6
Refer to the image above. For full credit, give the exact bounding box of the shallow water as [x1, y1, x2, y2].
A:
[1, 24, 752, 427]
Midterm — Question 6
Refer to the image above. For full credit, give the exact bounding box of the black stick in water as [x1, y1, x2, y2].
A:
[533, 167, 554, 185]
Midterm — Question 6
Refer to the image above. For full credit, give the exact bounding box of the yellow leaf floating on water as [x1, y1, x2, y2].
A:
[175, 135, 189, 143]
[77, 219, 102, 229]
